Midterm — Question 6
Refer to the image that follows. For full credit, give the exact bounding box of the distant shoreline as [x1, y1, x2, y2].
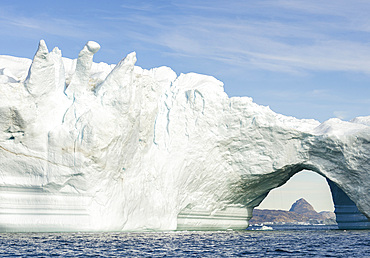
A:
[250, 198, 337, 225]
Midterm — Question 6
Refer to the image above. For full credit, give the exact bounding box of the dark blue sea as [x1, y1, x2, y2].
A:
[0, 226, 369, 257]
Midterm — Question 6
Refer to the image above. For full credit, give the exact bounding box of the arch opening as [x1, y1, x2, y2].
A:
[257, 170, 334, 212]
[249, 168, 370, 230]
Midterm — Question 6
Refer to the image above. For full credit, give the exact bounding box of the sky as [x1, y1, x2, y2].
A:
[1, 0, 369, 211]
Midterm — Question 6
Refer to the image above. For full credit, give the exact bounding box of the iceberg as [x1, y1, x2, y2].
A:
[0, 41, 369, 232]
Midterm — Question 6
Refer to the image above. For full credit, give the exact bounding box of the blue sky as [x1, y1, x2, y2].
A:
[1, 0, 370, 122]
[1, 0, 369, 211]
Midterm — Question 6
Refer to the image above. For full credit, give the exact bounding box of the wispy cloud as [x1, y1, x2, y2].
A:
[107, 0, 370, 74]
[1, 0, 370, 76]
[0, 6, 102, 40]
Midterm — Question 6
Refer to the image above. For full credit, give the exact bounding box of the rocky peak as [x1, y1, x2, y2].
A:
[289, 198, 316, 214]
[289, 198, 324, 220]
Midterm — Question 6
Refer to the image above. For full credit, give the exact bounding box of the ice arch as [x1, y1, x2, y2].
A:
[0, 40, 369, 232]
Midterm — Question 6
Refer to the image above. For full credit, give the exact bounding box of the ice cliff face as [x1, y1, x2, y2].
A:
[0, 41, 369, 231]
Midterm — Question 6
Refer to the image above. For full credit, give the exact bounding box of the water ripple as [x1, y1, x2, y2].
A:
[0, 228, 369, 257]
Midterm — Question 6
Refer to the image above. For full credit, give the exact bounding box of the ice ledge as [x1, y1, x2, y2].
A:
[177, 206, 253, 231]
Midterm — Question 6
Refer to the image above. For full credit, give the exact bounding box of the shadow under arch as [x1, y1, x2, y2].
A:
[233, 163, 370, 230]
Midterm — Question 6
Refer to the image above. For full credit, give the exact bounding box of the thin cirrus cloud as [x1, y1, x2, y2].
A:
[0, 5, 104, 41]
[1, 0, 370, 76]
[111, 1, 370, 75]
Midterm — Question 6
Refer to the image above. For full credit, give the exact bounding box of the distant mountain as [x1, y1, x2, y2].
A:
[249, 198, 336, 225]
[250, 209, 311, 224]
[289, 198, 324, 220]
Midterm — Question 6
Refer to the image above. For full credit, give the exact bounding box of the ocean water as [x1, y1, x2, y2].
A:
[0, 226, 369, 257]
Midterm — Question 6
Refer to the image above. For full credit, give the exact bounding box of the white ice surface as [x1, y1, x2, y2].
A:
[0, 41, 369, 231]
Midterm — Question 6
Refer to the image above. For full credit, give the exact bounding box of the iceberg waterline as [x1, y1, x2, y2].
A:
[0, 40, 369, 232]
